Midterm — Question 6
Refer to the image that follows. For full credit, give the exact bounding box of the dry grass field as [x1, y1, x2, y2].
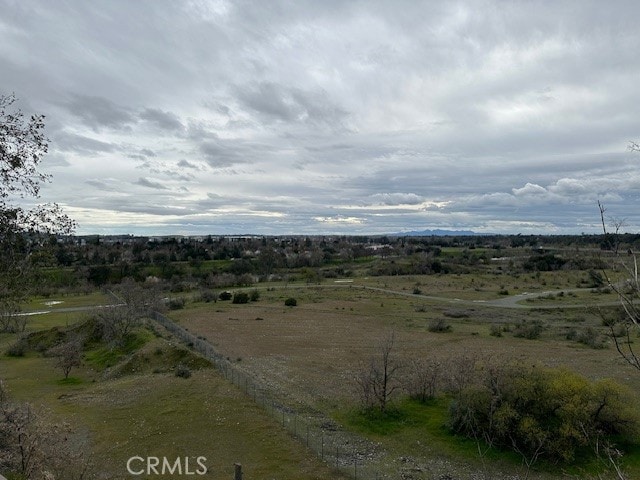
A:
[3, 270, 639, 479]
[172, 280, 640, 404]
[168, 275, 640, 479]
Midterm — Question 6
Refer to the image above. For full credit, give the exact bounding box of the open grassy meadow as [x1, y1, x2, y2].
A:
[0, 315, 346, 480]
[4, 241, 640, 479]
[165, 272, 640, 479]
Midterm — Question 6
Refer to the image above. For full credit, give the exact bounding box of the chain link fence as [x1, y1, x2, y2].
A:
[150, 310, 394, 479]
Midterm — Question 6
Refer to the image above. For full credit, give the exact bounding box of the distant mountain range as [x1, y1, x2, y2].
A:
[391, 229, 480, 236]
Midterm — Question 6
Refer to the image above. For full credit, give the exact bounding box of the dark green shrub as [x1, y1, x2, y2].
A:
[175, 364, 192, 378]
[219, 291, 232, 301]
[489, 324, 503, 337]
[6, 338, 27, 357]
[232, 292, 249, 304]
[513, 320, 544, 339]
[428, 318, 452, 333]
[565, 328, 578, 341]
[284, 297, 297, 307]
[577, 327, 607, 349]
[523, 253, 567, 272]
[250, 289, 260, 302]
[168, 297, 186, 310]
[199, 289, 217, 303]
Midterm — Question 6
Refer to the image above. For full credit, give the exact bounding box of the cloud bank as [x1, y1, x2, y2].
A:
[2, 0, 639, 235]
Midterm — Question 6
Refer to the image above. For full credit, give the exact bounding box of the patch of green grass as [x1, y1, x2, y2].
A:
[338, 396, 640, 478]
[84, 329, 154, 370]
[20, 311, 87, 332]
[111, 337, 212, 377]
[56, 376, 83, 385]
[341, 406, 412, 435]
[22, 291, 114, 311]
[3, 317, 343, 480]
[5, 356, 343, 480]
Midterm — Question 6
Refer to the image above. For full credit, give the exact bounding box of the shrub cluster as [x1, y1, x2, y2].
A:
[232, 292, 249, 304]
[449, 363, 638, 464]
[168, 297, 186, 310]
[512, 320, 544, 339]
[175, 364, 192, 378]
[428, 318, 452, 333]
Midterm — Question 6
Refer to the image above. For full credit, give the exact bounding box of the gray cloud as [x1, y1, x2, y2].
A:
[177, 159, 201, 169]
[54, 132, 117, 154]
[236, 82, 350, 131]
[369, 193, 424, 206]
[63, 94, 135, 131]
[2, 0, 640, 234]
[135, 177, 169, 190]
[140, 108, 184, 132]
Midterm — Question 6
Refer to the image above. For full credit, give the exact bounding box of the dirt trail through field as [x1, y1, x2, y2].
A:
[291, 283, 620, 310]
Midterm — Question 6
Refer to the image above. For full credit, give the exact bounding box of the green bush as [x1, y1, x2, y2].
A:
[428, 318, 451, 333]
[577, 326, 607, 349]
[6, 338, 27, 357]
[250, 289, 260, 302]
[218, 291, 232, 301]
[232, 292, 250, 304]
[168, 297, 186, 310]
[489, 324, 503, 337]
[449, 363, 639, 464]
[199, 289, 217, 303]
[175, 364, 192, 378]
[284, 297, 297, 307]
[512, 320, 544, 339]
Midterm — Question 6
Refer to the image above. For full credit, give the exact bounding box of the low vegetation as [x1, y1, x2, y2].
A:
[3, 232, 640, 478]
[449, 363, 638, 466]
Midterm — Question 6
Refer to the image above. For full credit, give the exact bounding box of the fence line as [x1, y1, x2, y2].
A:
[150, 310, 391, 480]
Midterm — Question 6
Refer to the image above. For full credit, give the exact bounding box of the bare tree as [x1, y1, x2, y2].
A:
[444, 353, 480, 395]
[597, 199, 640, 370]
[0, 305, 26, 333]
[355, 332, 402, 412]
[405, 357, 442, 402]
[0, 380, 93, 479]
[49, 336, 84, 379]
[97, 279, 163, 345]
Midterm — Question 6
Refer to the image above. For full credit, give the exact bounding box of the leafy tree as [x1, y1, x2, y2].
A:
[0, 93, 74, 321]
[523, 253, 567, 272]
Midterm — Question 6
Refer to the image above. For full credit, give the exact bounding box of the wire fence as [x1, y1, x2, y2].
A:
[150, 310, 393, 480]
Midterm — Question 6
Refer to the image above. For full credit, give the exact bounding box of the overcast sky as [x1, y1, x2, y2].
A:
[2, 0, 640, 235]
